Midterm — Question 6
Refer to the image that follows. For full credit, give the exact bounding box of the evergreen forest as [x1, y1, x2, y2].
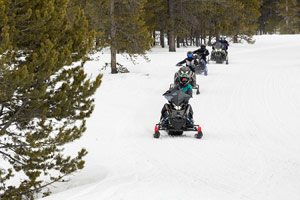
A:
[0, 0, 299, 199]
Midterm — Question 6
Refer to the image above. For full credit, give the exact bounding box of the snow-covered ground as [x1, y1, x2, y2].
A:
[42, 35, 300, 200]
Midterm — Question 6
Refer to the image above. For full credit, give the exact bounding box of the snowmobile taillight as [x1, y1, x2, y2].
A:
[197, 126, 202, 133]
[155, 125, 159, 133]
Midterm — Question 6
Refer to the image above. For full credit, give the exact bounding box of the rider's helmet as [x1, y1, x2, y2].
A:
[179, 74, 190, 86]
[187, 51, 193, 58]
[200, 44, 206, 50]
[187, 51, 194, 61]
[220, 36, 226, 41]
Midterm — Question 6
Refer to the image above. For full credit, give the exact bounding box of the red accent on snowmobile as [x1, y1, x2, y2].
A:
[197, 126, 202, 133]
[155, 125, 159, 133]
[165, 104, 170, 114]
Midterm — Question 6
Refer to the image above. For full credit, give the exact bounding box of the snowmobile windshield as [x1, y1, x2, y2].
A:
[163, 90, 191, 106]
[179, 66, 192, 76]
[214, 42, 224, 50]
[185, 62, 195, 67]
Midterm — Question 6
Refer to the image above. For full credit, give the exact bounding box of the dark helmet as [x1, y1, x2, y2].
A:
[200, 44, 206, 49]
[187, 51, 193, 58]
[179, 74, 190, 86]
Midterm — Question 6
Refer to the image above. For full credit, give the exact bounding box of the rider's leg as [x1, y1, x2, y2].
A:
[187, 104, 194, 125]
[191, 73, 196, 87]
[202, 59, 208, 76]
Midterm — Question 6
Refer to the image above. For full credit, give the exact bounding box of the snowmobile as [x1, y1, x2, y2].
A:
[153, 89, 203, 139]
[193, 54, 208, 75]
[211, 42, 228, 64]
[174, 65, 200, 95]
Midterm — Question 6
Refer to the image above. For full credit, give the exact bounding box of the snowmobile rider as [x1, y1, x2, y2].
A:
[193, 45, 209, 75]
[161, 74, 194, 125]
[213, 36, 229, 52]
[193, 45, 210, 63]
[176, 51, 198, 72]
[173, 74, 193, 97]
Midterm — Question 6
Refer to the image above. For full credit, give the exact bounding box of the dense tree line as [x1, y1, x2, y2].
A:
[79, 0, 299, 68]
[145, 0, 262, 49]
[145, 0, 299, 50]
[0, 0, 300, 199]
[258, 0, 300, 34]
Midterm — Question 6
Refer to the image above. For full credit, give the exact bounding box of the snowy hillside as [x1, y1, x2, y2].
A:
[42, 35, 300, 200]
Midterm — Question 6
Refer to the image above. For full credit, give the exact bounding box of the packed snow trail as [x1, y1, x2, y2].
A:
[42, 35, 300, 200]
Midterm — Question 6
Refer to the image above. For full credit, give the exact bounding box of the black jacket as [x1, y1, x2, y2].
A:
[174, 83, 193, 97]
[177, 58, 198, 72]
[193, 49, 209, 59]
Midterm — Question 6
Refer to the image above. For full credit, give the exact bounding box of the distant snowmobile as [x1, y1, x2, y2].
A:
[211, 42, 228, 64]
[154, 88, 203, 139]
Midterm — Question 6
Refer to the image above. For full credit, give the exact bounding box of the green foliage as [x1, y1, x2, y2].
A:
[149, 0, 263, 47]
[258, 0, 281, 34]
[144, 0, 167, 32]
[277, 0, 300, 33]
[0, 0, 101, 198]
[258, 0, 300, 34]
[84, 0, 153, 73]
[112, 0, 153, 54]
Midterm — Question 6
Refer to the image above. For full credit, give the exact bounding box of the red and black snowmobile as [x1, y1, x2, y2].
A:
[154, 89, 203, 139]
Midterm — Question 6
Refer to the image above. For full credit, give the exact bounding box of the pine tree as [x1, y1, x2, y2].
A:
[168, 0, 176, 51]
[298, 0, 300, 31]
[258, 0, 281, 34]
[86, 0, 153, 74]
[144, 0, 167, 47]
[233, 0, 262, 42]
[0, 0, 101, 198]
[277, 0, 300, 33]
[202, 0, 231, 42]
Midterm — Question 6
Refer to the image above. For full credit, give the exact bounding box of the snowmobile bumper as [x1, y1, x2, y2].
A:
[155, 123, 201, 132]
[153, 123, 203, 139]
[153, 124, 203, 139]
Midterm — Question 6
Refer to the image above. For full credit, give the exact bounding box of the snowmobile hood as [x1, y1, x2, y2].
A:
[163, 90, 191, 105]
[214, 42, 224, 50]
[179, 66, 193, 77]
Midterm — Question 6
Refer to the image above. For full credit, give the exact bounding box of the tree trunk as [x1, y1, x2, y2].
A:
[110, 0, 117, 74]
[215, 22, 220, 41]
[152, 31, 156, 46]
[208, 24, 212, 46]
[168, 31, 175, 51]
[95, 37, 100, 48]
[202, 23, 207, 45]
[177, 36, 180, 48]
[233, 34, 238, 43]
[160, 30, 165, 48]
[185, 37, 189, 46]
[196, 34, 199, 47]
[168, 0, 176, 52]
[285, 0, 289, 25]
[216, 34, 220, 41]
